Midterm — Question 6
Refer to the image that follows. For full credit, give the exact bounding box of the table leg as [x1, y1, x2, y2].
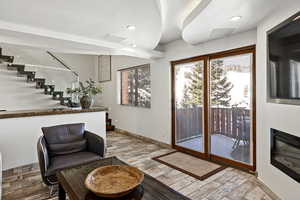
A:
[58, 183, 66, 200]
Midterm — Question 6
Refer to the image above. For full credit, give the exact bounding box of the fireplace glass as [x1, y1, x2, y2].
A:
[271, 129, 300, 183]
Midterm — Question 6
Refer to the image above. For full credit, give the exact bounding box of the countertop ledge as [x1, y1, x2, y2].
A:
[0, 107, 108, 119]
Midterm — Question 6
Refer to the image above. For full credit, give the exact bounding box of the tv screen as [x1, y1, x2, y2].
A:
[268, 12, 300, 101]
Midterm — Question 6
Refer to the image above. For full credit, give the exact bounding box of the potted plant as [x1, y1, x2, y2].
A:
[67, 79, 102, 109]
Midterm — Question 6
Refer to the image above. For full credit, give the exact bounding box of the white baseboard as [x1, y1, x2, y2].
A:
[257, 176, 281, 200]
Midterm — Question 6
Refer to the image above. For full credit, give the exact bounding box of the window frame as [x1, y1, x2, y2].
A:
[119, 64, 151, 108]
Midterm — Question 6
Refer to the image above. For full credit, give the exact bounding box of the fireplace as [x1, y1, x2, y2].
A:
[271, 129, 300, 183]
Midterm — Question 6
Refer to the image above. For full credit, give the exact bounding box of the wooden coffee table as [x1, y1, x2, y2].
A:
[57, 156, 191, 200]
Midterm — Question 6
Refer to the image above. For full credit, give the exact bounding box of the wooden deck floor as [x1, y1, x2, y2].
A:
[2, 131, 279, 200]
[177, 134, 250, 164]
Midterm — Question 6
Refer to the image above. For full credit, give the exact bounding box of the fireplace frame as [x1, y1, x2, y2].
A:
[270, 128, 300, 183]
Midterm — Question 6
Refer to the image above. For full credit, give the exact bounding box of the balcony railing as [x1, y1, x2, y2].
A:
[175, 107, 250, 142]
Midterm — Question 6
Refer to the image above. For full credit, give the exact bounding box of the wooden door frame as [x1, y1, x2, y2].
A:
[171, 55, 209, 160]
[170, 45, 256, 172]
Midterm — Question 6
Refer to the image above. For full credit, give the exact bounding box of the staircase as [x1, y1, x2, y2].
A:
[0, 48, 14, 63]
[0, 48, 80, 108]
[106, 112, 115, 131]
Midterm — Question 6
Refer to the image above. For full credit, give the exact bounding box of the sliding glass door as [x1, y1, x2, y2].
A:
[172, 46, 256, 171]
[209, 52, 254, 167]
[172, 58, 207, 155]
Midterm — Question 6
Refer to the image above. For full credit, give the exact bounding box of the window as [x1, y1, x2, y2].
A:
[120, 64, 151, 108]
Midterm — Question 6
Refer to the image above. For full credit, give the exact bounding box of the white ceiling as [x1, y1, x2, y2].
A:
[182, 0, 283, 44]
[0, 0, 289, 58]
[0, 0, 163, 49]
[0, 0, 163, 58]
[158, 0, 202, 44]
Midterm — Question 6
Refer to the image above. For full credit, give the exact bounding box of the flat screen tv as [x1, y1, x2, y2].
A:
[268, 11, 300, 104]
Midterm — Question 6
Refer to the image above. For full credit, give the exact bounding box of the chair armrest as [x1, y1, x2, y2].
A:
[85, 131, 105, 157]
[37, 136, 50, 182]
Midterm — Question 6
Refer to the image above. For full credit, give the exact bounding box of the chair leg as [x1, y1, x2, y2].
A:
[232, 139, 238, 149]
[49, 185, 57, 197]
[233, 138, 241, 150]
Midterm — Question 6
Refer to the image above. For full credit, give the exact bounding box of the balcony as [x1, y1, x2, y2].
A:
[175, 107, 251, 164]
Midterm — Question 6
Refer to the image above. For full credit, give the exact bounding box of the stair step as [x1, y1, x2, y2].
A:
[23, 71, 36, 82]
[0, 55, 14, 63]
[53, 91, 64, 100]
[27, 72, 36, 82]
[21, 71, 35, 75]
[7, 64, 36, 81]
[7, 64, 24, 71]
[106, 125, 115, 131]
[18, 70, 33, 76]
[60, 97, 71, 106]
[44, 85, 55, 95]
[35, 78, 46, 89]
[106, 118, 112, 126]
[105, 112, 115, 131]
[17, 66, 27, 77]
[68, 102, 81, 108]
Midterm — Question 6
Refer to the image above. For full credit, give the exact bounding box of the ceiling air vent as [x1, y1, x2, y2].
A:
[209, 28, 235, 40]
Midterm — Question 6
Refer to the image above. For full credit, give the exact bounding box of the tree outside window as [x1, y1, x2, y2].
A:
[121, 64, 151, 108]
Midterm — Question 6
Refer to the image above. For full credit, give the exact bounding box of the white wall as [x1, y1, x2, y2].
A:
[0, 111, 106, 170]
[98, 29, 257, 144]
[0, 46, 98, 110]
[52, 52, 97, 82]
[0, 64, 62, 110]
[2, 46, 97, 82]
[256, 1, 300, 200]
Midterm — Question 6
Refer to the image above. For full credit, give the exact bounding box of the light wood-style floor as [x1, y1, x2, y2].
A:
[2, 131, 280, 200]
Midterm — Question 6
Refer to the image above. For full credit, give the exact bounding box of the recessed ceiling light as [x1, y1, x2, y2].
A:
[131, 43, 137, 48]
[230, 16, 242, 21]
[126, 25, 136, 30]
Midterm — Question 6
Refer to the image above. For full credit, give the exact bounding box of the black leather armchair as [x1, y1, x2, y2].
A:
[37, 123, 105, 186]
